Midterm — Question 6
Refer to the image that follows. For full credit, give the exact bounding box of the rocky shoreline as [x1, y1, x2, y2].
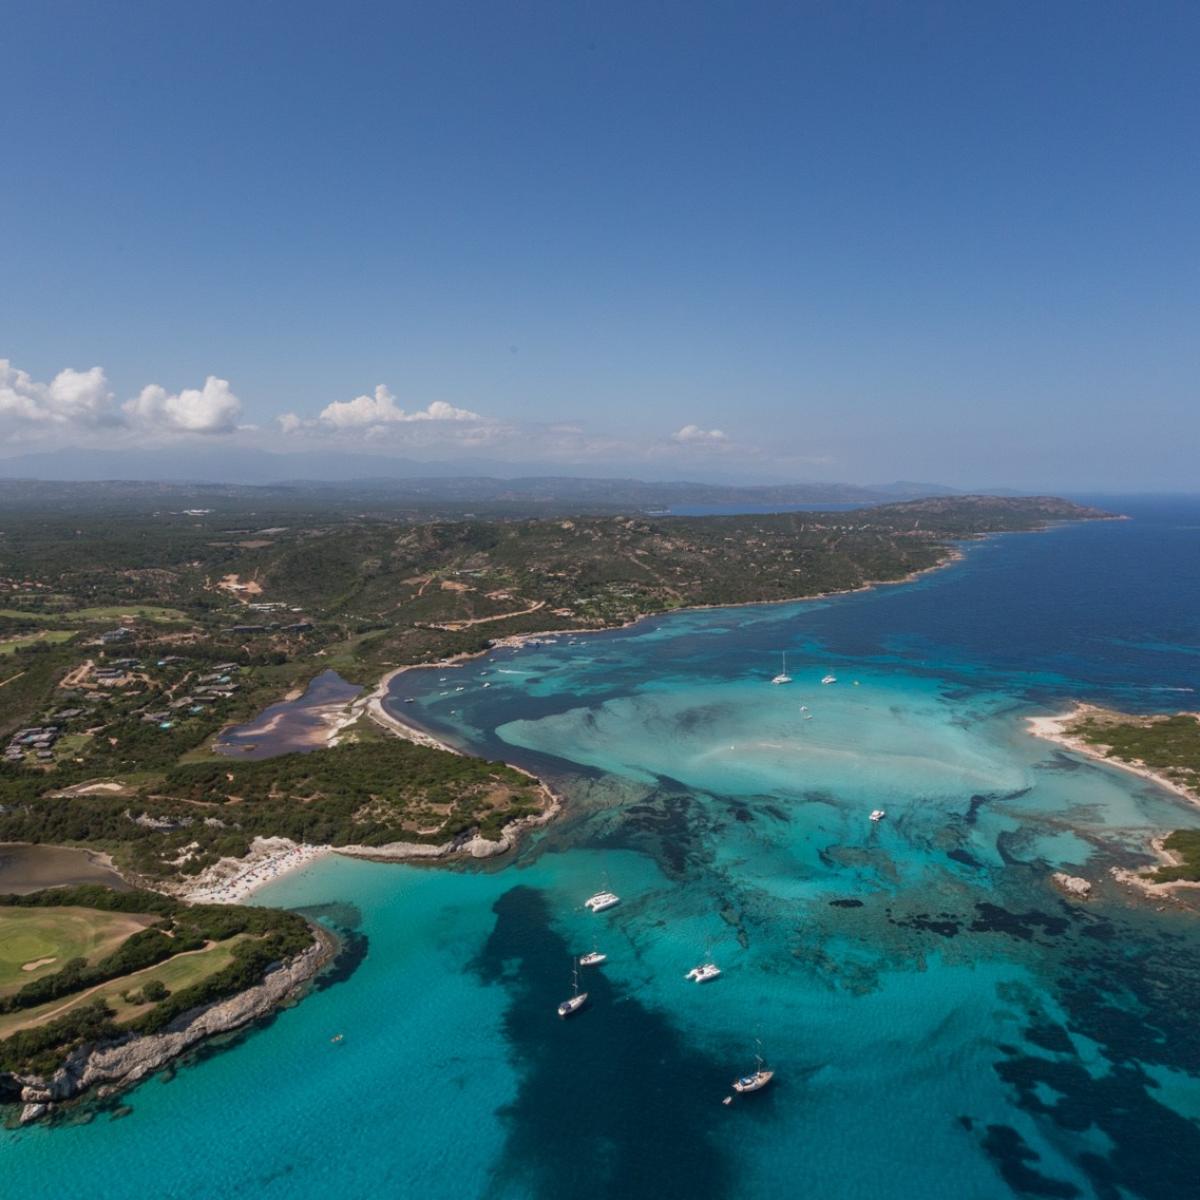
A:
[3, 924, 335, 1126]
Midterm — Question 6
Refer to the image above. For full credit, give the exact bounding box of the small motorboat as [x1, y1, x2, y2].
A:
[686, 963, 722, 984]
[330, 1033, 344, 1044]
[579, 950, 607, 967]
[870, 809, 886, 822]
[585, 891, 620, 913]
[821, 674, 837, 685]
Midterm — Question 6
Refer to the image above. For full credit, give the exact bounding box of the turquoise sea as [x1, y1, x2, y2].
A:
[5, 497, 1200, 1199]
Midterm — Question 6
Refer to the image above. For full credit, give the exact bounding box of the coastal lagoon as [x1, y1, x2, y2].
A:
[5, 498, 1200, 1199]
[213, 669, 362, 759]
[0, 844, 129, 895]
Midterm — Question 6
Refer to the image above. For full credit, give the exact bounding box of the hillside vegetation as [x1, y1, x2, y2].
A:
[0, 493, 1108, 881]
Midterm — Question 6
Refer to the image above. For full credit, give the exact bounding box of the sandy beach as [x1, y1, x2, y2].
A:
[1029, 706, 1200, 901]
[170, 837, 332, 904]
[1027, 704, 1200, 807]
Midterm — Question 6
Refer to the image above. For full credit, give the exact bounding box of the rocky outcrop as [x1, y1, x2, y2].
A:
[1052, 872, 1092, 898]
[4, 929, 332, 1125]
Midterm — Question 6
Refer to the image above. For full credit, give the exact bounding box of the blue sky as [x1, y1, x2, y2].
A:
[1, 2, 1196, 487]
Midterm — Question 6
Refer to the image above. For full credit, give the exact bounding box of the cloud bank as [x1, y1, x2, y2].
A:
[0, 359, 242, 439]
[671, 424, 728, 445]
[0, 359, 811, 475]
[279, 385, 482, 435]
[0, 361, 119, 429]
[123, 376, 242, 434]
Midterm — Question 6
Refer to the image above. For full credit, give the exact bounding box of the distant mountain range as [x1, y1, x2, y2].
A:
[0, 447, 1001, 514]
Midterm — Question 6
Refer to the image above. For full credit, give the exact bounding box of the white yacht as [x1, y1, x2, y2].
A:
[771, 652, 792, 685]
[579, 949, 607, 967]
[732, 1045, 774, 1094]
[870, 809, 886, 822]
[557, 961, 588, 1018]
[686, 963, 722, 984]
[585, 891, 620, 913]
[821, 673, 837, 685]
[733, 1067, 774, 1094]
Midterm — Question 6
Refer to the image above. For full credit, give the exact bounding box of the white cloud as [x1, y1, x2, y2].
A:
[315, 385, 480, 430]
[0, 360, 242, 441]
[123, 376, 242, 435]
[0, 360, 119, 428]
[671, 424, 729, 444]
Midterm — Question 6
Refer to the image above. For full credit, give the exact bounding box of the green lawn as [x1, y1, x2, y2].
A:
[0, 630, 75, 655]
[0, 935, 244, 1037]
[0, 604, 188, 624]
[0, 609, 57, 622]
[0, 908, 157, 996]
[67, 605, 190, 623]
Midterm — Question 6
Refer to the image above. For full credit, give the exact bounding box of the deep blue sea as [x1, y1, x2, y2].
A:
[5, 497, 1200, 1199]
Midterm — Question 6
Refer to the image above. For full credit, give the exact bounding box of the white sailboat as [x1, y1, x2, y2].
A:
[732, 1040, 774, 1093]
[686, 962, 722, 983]
[557, 960, 588, 1017]
[771, 652, 792, 685]
[585, 890, 620, 913]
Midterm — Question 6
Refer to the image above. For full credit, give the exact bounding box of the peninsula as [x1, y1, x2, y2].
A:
[1029, 703, 1200, 890]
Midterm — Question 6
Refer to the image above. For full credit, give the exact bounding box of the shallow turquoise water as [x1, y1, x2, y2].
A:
[5, 499, 1200, 1198]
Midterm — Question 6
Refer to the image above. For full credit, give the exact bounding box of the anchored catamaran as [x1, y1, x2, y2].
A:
[771, 652, 792, 685]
